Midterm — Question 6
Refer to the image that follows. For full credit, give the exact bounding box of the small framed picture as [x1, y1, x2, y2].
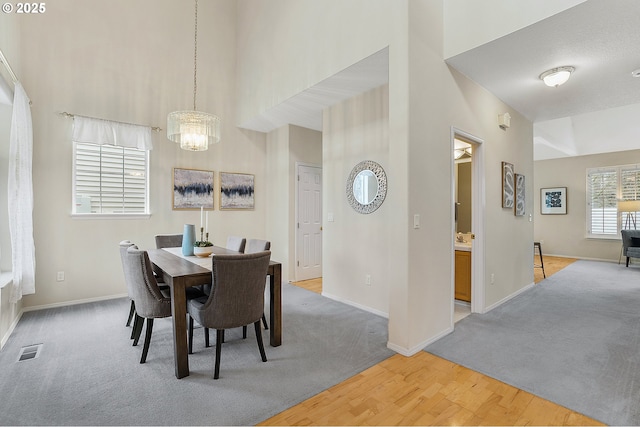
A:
[173, 168, 214, 210]
[540, 187, 567, 215]
[502, 161, 514, 208]
[515, 173, 525, 216]
[219, 172, 255, 210]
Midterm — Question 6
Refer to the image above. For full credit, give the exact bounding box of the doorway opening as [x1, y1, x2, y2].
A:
[294, 163, 323, 283]
[451, 128, 485, 323]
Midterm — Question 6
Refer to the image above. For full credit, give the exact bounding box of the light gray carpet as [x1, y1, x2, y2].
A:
[426, 260, 640, 426]
[0, 283, 392, 426]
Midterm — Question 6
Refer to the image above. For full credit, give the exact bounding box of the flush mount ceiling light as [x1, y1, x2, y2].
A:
[167, 0, 221, 151]
[539, 66, 575, 87]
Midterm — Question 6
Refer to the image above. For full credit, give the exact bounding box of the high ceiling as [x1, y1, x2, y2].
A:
[239, 48, 389, 133]
[242, 1, 640, 162]
[446, 0, 640, 160]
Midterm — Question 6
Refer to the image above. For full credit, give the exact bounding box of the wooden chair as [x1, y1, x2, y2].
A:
[187, 251, 271, 379]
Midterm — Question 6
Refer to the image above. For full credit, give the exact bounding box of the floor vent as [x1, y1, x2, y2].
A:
[17, 343, 43, 362]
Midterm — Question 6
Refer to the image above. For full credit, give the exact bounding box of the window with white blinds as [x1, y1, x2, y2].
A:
[73, 142, 148, 215]
[587, 164, 640, 237]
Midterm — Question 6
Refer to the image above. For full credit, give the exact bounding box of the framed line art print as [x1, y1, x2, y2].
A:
[502, 161, 515, 208]
[172, 168, 214, 210]
[540, 187, 567, 215]
[219, 172, 255, 210]
[515, 173, 525, 216]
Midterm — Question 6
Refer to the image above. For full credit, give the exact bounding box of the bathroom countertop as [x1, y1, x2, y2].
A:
[454, 240, 472, 252]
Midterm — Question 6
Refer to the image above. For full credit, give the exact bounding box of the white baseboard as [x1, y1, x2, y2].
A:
[1, 309, 23, 350]
[321, 291, 388, 318]
[387, 326, 454, 357]
[484, 281, 535, 313]
[21, 293, 128, 313]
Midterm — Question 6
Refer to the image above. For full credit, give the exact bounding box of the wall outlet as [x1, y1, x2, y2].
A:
[56, 271, 65, 282]
[365, 274, 371, 286]
[490, 273, 495, 285]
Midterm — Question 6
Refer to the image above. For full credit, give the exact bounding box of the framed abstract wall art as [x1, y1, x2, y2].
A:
[515, 173, 525, 216]
[219, 172, 255, 210]
[173, 168, 214, 210]
[502, 161, 515, 208]
[540, 187, 567, 215]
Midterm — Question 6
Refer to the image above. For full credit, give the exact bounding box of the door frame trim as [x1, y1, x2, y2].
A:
[450, 127, 486, 318]
[294, 161, 322, 281]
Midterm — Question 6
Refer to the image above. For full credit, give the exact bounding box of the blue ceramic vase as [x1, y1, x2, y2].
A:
[182, 224, 195, 256]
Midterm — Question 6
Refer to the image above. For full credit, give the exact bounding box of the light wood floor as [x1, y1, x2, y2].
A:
[534, 254, 577, 284]
[277, 257, 600, 426]
[260, 352, 602, 426]
[292, 277, 322, 294]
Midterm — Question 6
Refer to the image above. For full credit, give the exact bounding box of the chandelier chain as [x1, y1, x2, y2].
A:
[193, 0, 198, 111]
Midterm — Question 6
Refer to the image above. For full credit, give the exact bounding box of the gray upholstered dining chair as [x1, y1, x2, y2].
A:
[153, 234, 182, 286]
[155, 233, 183, 249]
[202, 237, 270, 343]
[121, 245, 172, 364]
[621, 230, 640, 267]
[201, 236, 247, 297]
[245, 238, 271, 254]
[244, 239, 271, 331]
[119, 240, 138, 332]
[226, 235, 246, 253]
[187, 251, 271, 379]
[200, 235, 250, 345]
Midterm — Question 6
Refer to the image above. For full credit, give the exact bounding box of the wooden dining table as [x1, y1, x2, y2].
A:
[147, 246, 282, 379]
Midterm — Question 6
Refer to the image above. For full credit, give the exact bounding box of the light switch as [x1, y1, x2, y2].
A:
[328, 212, 334, 222]
[413, 214, 420, 229]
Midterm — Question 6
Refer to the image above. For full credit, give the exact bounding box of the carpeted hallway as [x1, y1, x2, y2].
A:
[427, 259, 640, 426]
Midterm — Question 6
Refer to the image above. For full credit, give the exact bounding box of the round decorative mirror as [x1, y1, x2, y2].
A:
[346, 160, 387, 214]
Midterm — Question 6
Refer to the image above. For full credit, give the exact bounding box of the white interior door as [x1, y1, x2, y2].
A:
[296, 164, 322, 281]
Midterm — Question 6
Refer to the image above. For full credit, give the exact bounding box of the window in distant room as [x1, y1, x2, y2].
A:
[587, 164, 640, 237]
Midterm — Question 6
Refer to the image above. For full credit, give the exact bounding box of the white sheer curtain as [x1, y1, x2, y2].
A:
[7, 82, 35, 303]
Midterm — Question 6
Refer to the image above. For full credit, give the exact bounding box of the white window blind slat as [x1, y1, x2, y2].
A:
[587, 164, 640, 237]
[73, 142, 149, 214]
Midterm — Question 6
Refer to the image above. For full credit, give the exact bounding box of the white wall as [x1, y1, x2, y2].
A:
[240, 0, 535, 354]
[445, 67, 535, 310]
[443, 0, 586, 58]
[534, 149, 640, 261]
[323, 85, 390, 315]
[236, 0, 398, 128]
[18, 0, 269, 308]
